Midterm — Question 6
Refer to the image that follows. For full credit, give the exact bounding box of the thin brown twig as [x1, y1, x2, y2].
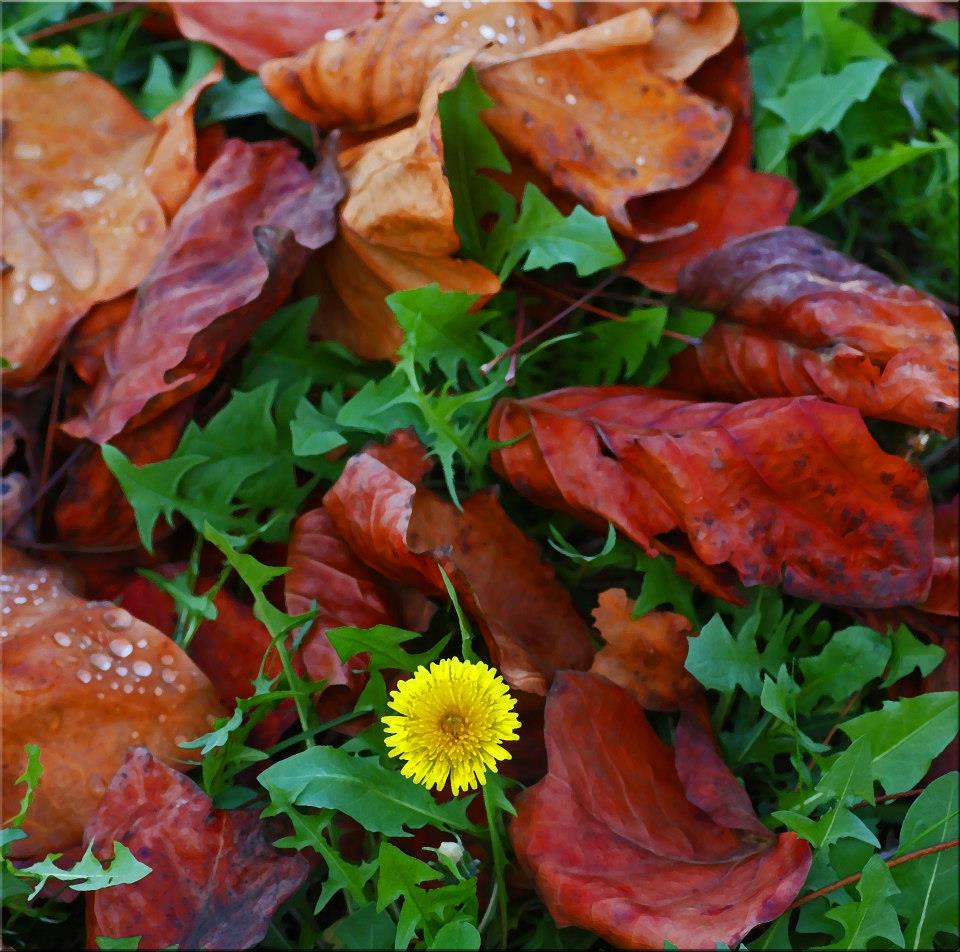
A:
[788, 839, 959, 910]
[1, 443, 85, 541]
[853, 788, 923, 810]
[21, 3, 137, 43]
[506, 293, 526, 386]
[795, 691, 861, 791]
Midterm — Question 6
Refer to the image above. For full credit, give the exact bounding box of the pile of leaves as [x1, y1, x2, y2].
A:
[1, 2, 958, 950]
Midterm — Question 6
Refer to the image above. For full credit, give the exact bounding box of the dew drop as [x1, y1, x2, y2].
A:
[564, 93, 577, 106]
[324, 27, 346, 40]
[53, 631, 72, 647]
[478, 24, 496, 40]
[89, 652, 112, 672]
[94, 172, 123, 191]
[109, 637, 133, 657]
[14, 142, 44, 159]
[123, 684, 133, 694]
[132, 660, 152, 677]
[28, 272, 54, 292]
[87, 775, 106, 796]
[116, 666, 128, 677]
[104, 608, 133, 631]
[160, 654, 174, 665]
[161, 669, 177, 684]
[136, 638, 148, 649]
[80, 188, 104, 207]
[76, 669, 92, 684]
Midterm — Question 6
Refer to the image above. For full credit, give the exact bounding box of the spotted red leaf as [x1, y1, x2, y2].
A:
[84, 747, 308, 949]
[511, 671, 811, 949]
[668, 226, 959, 435]
[489, 388, 933, 606]
[63, 139, 343, 443]
[323, 431, 594, 694]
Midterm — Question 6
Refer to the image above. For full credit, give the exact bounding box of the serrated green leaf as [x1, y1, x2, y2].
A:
[333, 902, 396, 951]
[429, 920, 481, 951]
[686, 614, 762, 696]
[326, 625, 449, 674]
[840, 692, 959, 794]
[798, 625, 891, 712]
[5, 743, 42, 834]
[880, 624, 945, 688]
[95, 937, 142, 950]
[258, 746, 475, 837]
[290, 397, 347, 457]
[20, 842, 151, 901]
[135, 42, 217, 117]
[822, 854, 904, 949]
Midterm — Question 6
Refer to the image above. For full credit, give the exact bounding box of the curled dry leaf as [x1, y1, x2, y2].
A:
[490, 387, 934, 607]
[169, 0, 377, 70]
[626, 34, 797, 291]
[638, 0, 739, 80]
[0, 548, 223, 858]
[923, 498, 959, 617]
[285, 507, 398, 687]
[304, 226, 500, 361]
[511, 671, 811, 949]
[63, 139, 344, 443]
[323, 431, 594, 694]
[590, 588, 700, 711]
[145, 62, 224, 218]
[671, 227, 960, 435]
[85, 747, 309, 950]
[1, 71, 166, 386]
[67, 295, 134, 387]
[55, 400, 196, 549]
[260, 2, 574, 128]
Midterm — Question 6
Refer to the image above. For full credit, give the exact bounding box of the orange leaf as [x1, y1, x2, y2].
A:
[63, 139, 344, 443]
[490, 388, 934, 607]
[169, 0, 377, 70]
[85, 748, 308, 948]
[669, 227, 960, 435]
[0, 548, 223, 858]
[1, 71, 166, 386]
[511, 671, 811, 949]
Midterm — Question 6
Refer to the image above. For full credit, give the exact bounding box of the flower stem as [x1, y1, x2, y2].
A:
[481, 781, 510, 949]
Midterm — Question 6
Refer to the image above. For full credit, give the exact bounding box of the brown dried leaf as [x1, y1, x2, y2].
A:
[0, 549, 223, 858]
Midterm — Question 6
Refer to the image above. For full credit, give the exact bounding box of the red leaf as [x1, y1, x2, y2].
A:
[63, 139, 343, 443]
[323, 431, 594, 694]
[625, 35, 797, 291]
[85, 747, 308, 949]
[511, 671, 811, 949]
[169, 1, 377, 71]
[490, 388, 934, 606]
[669, 226, 959, 435]
[923, 498, 959, 616]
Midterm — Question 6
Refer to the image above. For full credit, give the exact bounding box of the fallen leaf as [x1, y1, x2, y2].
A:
[63, 139, 344, 443]
[85, 747, 308, 949]
[625, 35, 797, 291]
[669, 226, 959, 435]
[169, 0, 377, 70]
[323, 431, 594, 694]
[922, 498, 959, 616]
[259, 1, 575, 128]
[489, 388, 934, 606]
[0, 548, 223, 858]
[55, 401, 195, 548]
[145, 62, 224, 218]
[66, 294, 134, 387]
[285, 507, 398, 687]
[893, 1, 958, 20]
[304, 225, 500, 362]
[479, 32, 732, 236]
[639, 0, 739, 80]
[510, 671, 811, 949]
[590, 588, 700, 711]
[1, 70, 166, 386]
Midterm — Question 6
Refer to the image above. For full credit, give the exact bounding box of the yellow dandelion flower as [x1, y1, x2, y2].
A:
[383, 658, 521, 795]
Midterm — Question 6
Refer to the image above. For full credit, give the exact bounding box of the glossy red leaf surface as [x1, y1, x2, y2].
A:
[323, 431, 594, 694]
[63, 139, 343, 443]
[85, 747, 308, 949]
[669, 226, 959, 435]
[490, 387, 933, 607]
[169, 1, 377, 70]
[511, 671, 811, 949]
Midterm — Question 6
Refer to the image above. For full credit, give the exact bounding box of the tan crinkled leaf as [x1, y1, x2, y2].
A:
[1, 70, 166, 386]
[0, 548, 224, 858]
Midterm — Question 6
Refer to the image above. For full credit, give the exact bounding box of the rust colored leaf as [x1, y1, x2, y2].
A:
[285, 507, 398, 687]
[323, 431, 594, 694]
[489, 387, 934, 607]
[0, 548, 223, 858]
[169, 1, 377, 70]
[1, 71, 166, 386]
[590, 588, 700, 711]
[55, 401, 195, 548]
[639, 0, 739, 80]
[85, 747, 308, 949]
[923, 499, 959, 616]
[626, 35, 797, 291]
[67, 294, 133, 387]
[669, 226, 959, 435]
[893, 1, 958, 20]
[260, 2, 574, 128]
[63, 139, 344, 443]
[511, 671, 811, 949]
[304, 225, 500, 361]
[145, 63, 224, 218]
[480, 41, 731, 237]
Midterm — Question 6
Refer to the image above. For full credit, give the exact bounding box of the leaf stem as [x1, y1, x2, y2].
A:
[481, 781, 510, 949]
[20, 3, 137, 42]
[788, 838, 959, 910]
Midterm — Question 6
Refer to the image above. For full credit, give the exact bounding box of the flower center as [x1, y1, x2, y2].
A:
[440, 712, 468, 738]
